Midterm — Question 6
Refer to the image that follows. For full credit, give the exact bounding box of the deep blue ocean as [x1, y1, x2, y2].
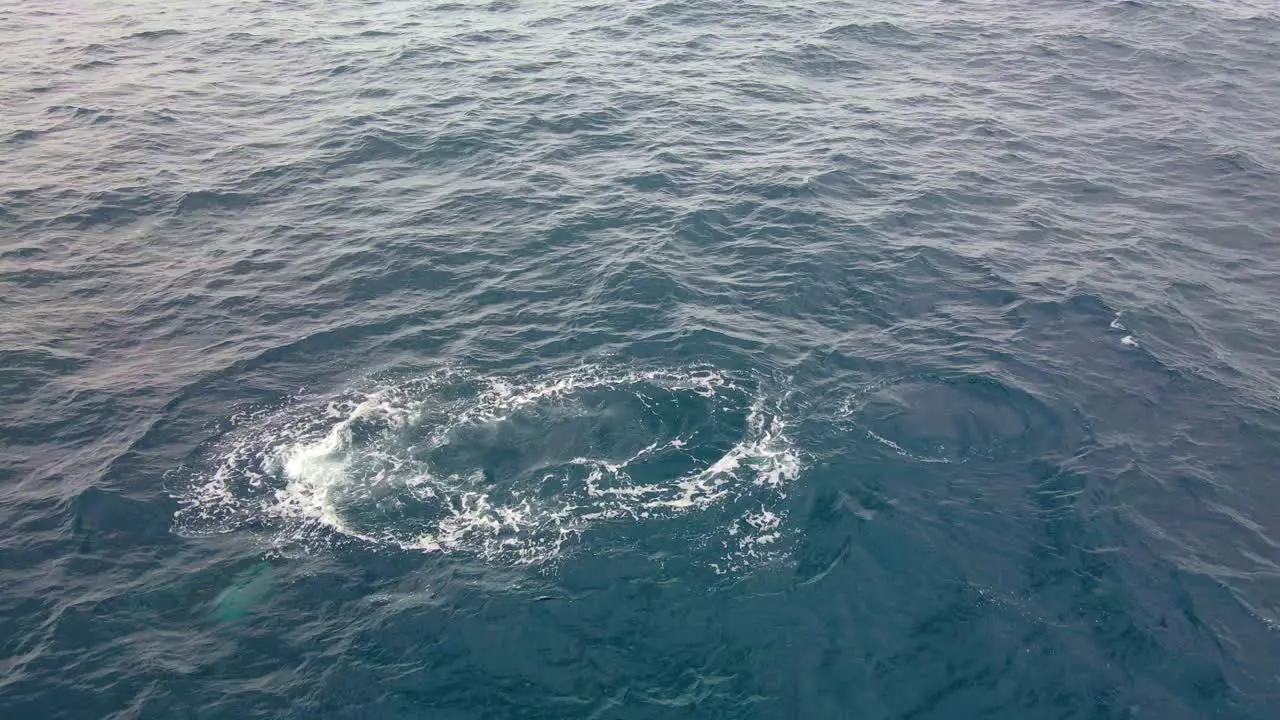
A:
[3, 0, 1280, 717]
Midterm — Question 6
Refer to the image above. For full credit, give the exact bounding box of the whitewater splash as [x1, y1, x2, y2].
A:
[172, 365, 802, 569]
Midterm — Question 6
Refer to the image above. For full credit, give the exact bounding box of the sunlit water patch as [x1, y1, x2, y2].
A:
[171, 365, 801, 568]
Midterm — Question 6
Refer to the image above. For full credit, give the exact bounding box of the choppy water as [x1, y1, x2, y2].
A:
[4, 0, 1280, 717]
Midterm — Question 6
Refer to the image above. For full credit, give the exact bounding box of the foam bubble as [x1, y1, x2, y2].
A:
[172, 365, 802, 568]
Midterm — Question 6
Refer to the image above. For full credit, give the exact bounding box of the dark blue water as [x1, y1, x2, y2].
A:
[4, 0, 1280, 717]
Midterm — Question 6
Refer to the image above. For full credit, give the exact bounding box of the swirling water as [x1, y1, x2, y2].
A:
[3, 0, 1280, 717]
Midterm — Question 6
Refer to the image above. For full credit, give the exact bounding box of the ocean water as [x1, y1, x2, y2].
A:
[3, 0, 1280, 717]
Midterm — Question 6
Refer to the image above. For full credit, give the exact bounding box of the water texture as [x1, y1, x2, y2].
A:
[3, 0, 1280, 717]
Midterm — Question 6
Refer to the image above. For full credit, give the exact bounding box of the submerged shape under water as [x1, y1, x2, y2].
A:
[3, 0, 1280, 718]
[207, 561, 276, 622]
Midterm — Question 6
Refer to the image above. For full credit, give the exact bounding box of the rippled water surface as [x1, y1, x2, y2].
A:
[4, 0, 1280, 717]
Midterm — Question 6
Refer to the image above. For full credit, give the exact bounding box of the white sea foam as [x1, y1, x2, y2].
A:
[1111, 311, 1138, 347]
[172, 365, 801, 568]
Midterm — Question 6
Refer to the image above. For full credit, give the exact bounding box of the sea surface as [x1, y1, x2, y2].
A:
[3, 0, 1280, 717]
